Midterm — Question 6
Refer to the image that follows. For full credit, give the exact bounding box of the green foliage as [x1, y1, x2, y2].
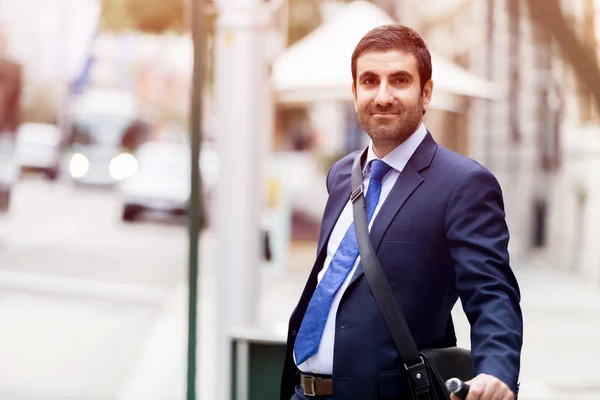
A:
[100, 0, 186, 33]
[287, 0, 322, 46]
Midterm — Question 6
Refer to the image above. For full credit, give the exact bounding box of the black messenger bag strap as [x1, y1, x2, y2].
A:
[351, 150, 435, 399]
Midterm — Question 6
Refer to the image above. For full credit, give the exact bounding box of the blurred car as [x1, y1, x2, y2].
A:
[0, 134, 17, 211]
[15, 122, 62, 180]
[117, 141, 219, 224]
[66, 89, 151, 186]
[67, 115, 150, 185]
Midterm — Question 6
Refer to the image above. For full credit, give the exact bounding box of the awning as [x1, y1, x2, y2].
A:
[272, 1, 499, 107]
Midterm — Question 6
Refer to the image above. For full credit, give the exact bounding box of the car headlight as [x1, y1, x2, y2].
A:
[69, 153, 89, 178]
[109, 153, 138, 180]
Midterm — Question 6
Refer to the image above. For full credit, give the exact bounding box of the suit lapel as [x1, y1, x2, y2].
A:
[348, 132, 438, 286]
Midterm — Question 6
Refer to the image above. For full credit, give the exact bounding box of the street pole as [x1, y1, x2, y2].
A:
[484, 0, 494, 169]
[214, 0, 265, 397]
[187, 0, 205, 398]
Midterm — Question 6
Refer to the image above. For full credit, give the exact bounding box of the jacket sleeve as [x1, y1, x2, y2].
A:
[445, 167, 523, 394]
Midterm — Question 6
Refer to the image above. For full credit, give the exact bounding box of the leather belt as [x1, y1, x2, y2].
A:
[300, 372, 333, 397]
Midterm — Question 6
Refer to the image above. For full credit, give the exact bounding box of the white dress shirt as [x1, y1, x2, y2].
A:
[296, 123, 428, 374]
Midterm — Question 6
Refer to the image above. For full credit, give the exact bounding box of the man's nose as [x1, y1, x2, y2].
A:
[375, 83, 393, 106]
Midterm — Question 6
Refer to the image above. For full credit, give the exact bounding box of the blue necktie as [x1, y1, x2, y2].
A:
[294, 159, 392, 365]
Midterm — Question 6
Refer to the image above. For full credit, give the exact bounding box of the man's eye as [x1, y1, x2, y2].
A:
[363, 79, 376, 85]
[396, 78, 408, 84]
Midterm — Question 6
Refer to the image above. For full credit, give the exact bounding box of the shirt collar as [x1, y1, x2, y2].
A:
[364, 122, 428, 174]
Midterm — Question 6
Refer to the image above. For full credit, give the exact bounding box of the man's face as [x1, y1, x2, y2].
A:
[352, 50, 433, 145]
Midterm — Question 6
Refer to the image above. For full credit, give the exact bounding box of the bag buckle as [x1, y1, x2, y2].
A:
[350, 185, 363, 203]
[302, 375, 316, 397]
[404, 356, 425, 371]
[404, 357, 432, 396]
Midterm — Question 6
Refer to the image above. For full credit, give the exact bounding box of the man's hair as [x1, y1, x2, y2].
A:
[351, 25, 432, 92]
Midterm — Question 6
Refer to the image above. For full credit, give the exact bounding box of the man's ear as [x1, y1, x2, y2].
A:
[352, 83, 358, 112]
[422, 79, 433, 114]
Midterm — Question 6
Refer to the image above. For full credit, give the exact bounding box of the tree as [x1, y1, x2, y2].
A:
[100, 0, 185, 33]
[287, 0, 322, 46]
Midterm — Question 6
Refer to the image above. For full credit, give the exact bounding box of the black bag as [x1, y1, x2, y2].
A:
[351, 150, 473, 400]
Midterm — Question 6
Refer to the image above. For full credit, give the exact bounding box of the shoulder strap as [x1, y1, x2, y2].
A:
[351, 150, 422, 367]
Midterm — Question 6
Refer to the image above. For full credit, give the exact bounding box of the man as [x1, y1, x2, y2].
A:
[281, 25, 523, 400]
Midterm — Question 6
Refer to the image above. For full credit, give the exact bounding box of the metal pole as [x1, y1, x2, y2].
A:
[187, 0, 206, 398]
[214, 0, 264, 397]
[484, 0, 494, 169]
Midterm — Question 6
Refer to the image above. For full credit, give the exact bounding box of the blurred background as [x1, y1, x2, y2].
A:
[1, 0, 600, 399]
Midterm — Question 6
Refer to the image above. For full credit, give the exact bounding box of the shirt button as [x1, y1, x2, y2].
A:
[291, 330, 297, 336]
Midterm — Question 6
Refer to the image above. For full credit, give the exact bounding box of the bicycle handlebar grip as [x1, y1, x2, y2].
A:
[445, 378, 470, 399]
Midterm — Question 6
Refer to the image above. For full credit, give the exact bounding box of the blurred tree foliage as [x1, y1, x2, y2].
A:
[100, 0, 186, 33]
[100, 0, 320, 45]
[287, 0, 322, 46]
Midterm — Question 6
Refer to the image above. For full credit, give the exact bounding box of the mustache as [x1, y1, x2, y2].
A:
[369, 104, 402, 113]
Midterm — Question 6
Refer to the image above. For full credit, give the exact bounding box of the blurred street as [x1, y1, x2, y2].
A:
[0, 177, 598, 400]
[0, 176, 188, 399]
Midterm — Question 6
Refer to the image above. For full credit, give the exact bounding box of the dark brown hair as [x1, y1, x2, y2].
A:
[351, 25, 432, 91]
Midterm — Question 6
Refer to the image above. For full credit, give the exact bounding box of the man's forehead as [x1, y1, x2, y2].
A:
[356, 50, 418, 74]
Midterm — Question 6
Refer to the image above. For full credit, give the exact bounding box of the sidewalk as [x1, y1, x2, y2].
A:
[118, 238, 600, 400]
[457, 262, 600, 399]
[510, 263, 600, 399]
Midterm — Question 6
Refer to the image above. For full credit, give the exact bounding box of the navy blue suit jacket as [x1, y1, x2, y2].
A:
[281, 133, 523, 400]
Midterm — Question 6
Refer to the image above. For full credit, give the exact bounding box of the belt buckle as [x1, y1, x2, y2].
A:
[303, 375, 316, 397]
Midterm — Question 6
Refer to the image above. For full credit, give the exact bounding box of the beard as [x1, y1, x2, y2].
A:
[357, 95, 424, 146]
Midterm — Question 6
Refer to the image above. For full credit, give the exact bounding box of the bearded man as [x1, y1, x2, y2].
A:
[280, 25, 523, 400]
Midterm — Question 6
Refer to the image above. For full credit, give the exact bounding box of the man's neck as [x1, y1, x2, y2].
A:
[372, 119, 424, 158]
[372, 139, 405, 158]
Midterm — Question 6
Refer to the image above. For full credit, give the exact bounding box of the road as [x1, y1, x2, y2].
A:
[0, 177, 190, 399]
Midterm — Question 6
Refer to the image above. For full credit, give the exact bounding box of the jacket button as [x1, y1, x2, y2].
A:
[291, 330, 297, 336]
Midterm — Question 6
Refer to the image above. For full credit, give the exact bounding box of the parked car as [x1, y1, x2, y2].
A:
[117, 141, 218, 225]
[15, 123, 62, 180]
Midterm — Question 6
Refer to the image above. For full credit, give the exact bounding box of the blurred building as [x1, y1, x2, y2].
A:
[394, 0, 600, 283]
[540, 0, 600, 283]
